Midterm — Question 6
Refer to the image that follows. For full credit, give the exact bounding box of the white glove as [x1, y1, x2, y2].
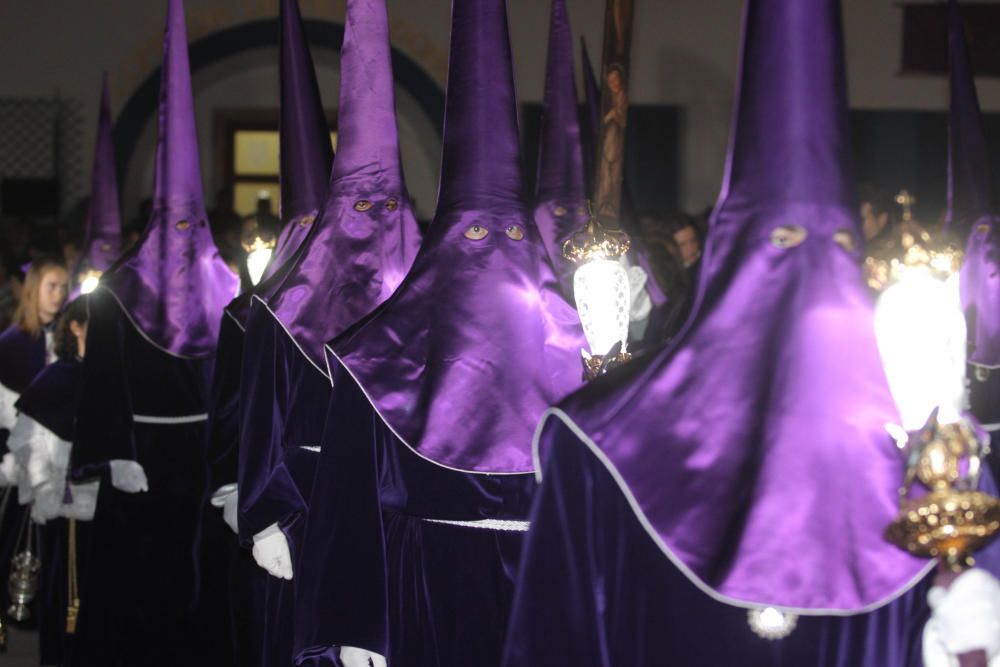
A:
[923, 569, 1000, 667]
[109, 459, 149, 493]
[252, 524, 293, 580]
[0, 453, 16, 486]
[209, 484, 240, 534]
[340, 646, 387, 667]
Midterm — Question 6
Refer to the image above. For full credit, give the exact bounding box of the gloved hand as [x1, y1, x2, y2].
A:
[0, 452, 16, 486]
[340, 646, 388, 667]
[109, 460, 149, 493]
[252, 524, 292, 580]
[222, 491, 238, 534]
[923, 568, 1000, 667]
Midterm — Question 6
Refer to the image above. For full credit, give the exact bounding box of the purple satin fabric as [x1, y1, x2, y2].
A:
[73, 76, 123, 288]
[331, 0, 585, 474]
[261, 0, 420, 370]
[503, 433, 938, 667]
[534, 0, 587, 292]
[534, 0, 929, 612]
[268, 0, 334, 278]
[101, 0, 238, 358]
[221, 0, 333, 327]
[947, 0, 1000, 369]
[962, 217, 1000, 368]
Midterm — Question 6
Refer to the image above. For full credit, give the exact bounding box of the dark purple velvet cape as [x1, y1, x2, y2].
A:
[71, 291, 224, 666]
[14, 359, 91, 666]
[294, 362, 533, 667]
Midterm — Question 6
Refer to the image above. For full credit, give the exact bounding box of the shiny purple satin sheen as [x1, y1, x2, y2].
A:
[74, 75, 123, 283]
[103, 0, 238, 357]
[227, 0, 334, 313]
[534, 0, 587, 289]
[333, 208, 585, 474]
[274, 0, 333, 264]
[962, 217, 1000, 367]
[435, 0, 523, 220]
[535, 0, 928, 612]
[263, 0, 419, 369]
[330, 0, 585, 474]
[947, 0, 1000, 368]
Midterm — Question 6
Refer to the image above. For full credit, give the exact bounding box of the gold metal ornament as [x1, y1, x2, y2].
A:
[563, 203, 634, 380]
[863, 189, 962, 293]
[562, 215, 631, 265]
[884, 413, 1000, 571]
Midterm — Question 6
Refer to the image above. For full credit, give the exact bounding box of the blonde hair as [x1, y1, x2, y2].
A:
[13, 256, 67, 338]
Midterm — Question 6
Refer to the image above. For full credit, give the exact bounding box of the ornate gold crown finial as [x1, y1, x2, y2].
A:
[863, 189, 963, 292]
[885, 413, 1000, 572]
[562, 201, 631, 265]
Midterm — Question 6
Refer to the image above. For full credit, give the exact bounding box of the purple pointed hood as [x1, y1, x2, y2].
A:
[534, 0, 588, 291]
[101, 0, 238, 357]
[73, 75, 123, 289]
[224, 0, 333, 328]
[535, 0, 928, 612]
[329, 0, 585, 474]
[580, 38, 601, 173]
[268, 0, 334, 275]
[948, 0, 1000, 369]
[257, 0, 421, 371]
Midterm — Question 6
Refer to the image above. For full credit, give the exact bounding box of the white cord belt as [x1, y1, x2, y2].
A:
[132, 413, 209, 425]
[422, 518, 530, 532]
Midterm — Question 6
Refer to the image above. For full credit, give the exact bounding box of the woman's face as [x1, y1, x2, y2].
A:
[38, 267, 69, 323]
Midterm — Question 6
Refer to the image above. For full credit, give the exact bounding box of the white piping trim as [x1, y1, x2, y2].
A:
[324, 343, 536, 476]
[422, 518, 530, 532]
[97, 286, 221, 360]
[300, 445, 321, 453]
[532, 407, 936, 617]
[969, 361, 1000, 371]
[223, 305, 247, 333]
[132, 413, 208, 424]
[249, 295, 329, 379]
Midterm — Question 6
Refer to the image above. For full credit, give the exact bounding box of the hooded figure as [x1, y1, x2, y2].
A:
[71, 75, 124, 299]
[202, 1, 334, 664]
[5, 298, 96, 665]
[534, 0, 588, 294]
[235, 0, 421, 661]
[947, 0, 1000, 434]
[293, 1, 584, 665]
[70, 1, 240, 664]
[501, 1, 1000, 665]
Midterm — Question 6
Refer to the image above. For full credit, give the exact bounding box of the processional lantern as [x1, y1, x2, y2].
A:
[241, 199, 278, 286]
[566, 0, 635, 381]
[867, 190, 1000, 572]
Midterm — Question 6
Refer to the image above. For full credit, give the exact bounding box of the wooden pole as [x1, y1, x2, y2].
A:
[591, 0, 635, 228]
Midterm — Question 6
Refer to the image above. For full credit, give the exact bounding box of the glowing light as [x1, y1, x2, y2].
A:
[874, 271, 966, 431]
[573, 258, 630, 357]
[245, 242, 273, 286]
[747, 607, 797, 639]
[79, 270, 102, 295]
